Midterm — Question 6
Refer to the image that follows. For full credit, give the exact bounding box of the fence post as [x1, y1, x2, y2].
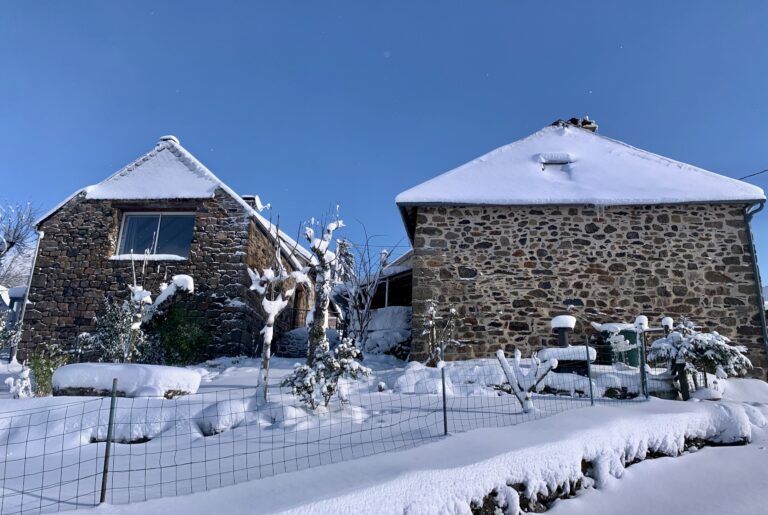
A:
[676, 362, 691, 401]
[440, 341, 448, 435]
[584, 336, 595, 406]
[638, 331, 649, 400]
[100, 378, 118, 504]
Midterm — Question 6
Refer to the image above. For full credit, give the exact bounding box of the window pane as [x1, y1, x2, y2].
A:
[156, 215, 195, 256]
[119, 215, 159, 254]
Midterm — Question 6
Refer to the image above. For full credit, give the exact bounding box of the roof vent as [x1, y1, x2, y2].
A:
[551, 117, 598, 132]
[159, 135, 180, 144]
[539, 152, 574, 166]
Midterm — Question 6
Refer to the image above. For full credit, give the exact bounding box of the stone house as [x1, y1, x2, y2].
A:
[20, 135, 312, 359]
[396, 119, 768, 377]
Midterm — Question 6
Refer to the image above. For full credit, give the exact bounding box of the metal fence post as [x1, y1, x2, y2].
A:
[639, 331, 650, 400]
[440, 341, 448, 435]
[100, 378, 118, 504]
[584, 336, 595, 406]
[676, 362, 691, 401]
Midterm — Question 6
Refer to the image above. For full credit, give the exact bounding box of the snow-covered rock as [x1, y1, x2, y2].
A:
[52, 363, 201, 398]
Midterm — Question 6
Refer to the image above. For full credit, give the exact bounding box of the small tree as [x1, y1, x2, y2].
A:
[248, 223, 310, 401]
[333, 233, 394, 352]
[496, 348, 559, 413]
[0, 315, 21, 362]
[79, 297, 147, 363]
[0, 202, 36, 267]
[649, 319, 752, 383]
[421, 300, 464, 366]
[28, 343, 69, 396]
[304, 215, 344, 365]
[282, 334, 371, 410]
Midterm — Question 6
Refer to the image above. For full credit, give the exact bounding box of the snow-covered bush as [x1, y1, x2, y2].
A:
[4, 366, 32, 398]
[79, 297, 148, 363]
[28, 343, 69, 396]
[0, 315, 20, 357]
[282, 335, 371, 410]
[649, 319, 752, 378]
[147, 304, 210, 365]
[496, 348, 558, 413]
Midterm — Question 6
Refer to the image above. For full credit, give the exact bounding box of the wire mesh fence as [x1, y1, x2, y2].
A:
[0, 346, 650, 514]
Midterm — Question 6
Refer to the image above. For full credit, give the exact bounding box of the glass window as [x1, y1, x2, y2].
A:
[118, 213, 195, 257]
[156, 215, 196, 256]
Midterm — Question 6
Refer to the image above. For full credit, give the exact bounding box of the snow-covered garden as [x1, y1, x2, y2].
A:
[2, 352, 767, 515]
[1, 211, 765, 515]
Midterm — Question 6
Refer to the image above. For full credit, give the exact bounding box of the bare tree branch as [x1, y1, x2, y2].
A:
[0, 202, 36, 260]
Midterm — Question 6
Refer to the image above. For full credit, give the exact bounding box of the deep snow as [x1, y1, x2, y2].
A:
[64, 378, 768, 515]
[1, 356, 765, 515]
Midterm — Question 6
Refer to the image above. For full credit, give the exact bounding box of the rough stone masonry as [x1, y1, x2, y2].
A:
[409, 203, 768, 377]
[19, 189, 306, 359]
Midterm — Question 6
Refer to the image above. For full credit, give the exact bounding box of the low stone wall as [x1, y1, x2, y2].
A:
[409, 203, 767, 377]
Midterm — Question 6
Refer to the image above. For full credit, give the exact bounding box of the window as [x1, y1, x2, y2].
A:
[118, 213, 195, 257]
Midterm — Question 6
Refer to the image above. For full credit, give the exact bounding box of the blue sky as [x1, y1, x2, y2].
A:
[2, 1, 768, 273]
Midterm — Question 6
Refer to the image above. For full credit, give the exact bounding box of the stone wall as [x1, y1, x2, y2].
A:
[20, 188, 298, 359]
[409, 204, 768, 378]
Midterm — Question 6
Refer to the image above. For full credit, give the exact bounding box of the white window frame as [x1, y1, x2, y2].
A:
[116, 211, 196, 257]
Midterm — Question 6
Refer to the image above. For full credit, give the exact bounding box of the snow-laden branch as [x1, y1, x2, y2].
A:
[141, 275, 195, 322]
[496, 349, 558, 413]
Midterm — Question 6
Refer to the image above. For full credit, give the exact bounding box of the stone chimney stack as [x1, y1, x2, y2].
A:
[551, 117, 598, 132]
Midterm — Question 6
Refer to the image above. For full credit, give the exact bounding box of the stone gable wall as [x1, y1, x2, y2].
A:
[409, 204, 767, 377]
[20, 189, 290, 359]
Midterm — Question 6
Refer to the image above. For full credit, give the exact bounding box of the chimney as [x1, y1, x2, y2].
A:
[551, 117, 598, 132]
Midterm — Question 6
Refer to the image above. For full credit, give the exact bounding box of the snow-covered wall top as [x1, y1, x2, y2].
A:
[396, 125, 765, 206]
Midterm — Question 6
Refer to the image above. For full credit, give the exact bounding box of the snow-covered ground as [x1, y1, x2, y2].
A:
[58, 377, 768, 515]
[0, 355, 763, 514]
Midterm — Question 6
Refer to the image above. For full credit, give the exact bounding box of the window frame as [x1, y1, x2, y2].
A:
[116, 211, 196, 258]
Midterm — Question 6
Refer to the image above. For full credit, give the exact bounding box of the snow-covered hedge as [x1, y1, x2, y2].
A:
[52, 363, 201, 398]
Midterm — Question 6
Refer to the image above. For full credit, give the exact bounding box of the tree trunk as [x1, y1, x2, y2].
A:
[307, 261, 330, 366]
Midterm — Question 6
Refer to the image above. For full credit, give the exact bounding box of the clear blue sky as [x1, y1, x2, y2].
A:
[2, 2, 768, 274]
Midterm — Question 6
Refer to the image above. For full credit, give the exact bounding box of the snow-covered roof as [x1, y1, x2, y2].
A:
[383, 249, 413, 276]
[85, 136, 220, 200]
[37, 136, 311, 269]
[396, 124, 765, 207]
